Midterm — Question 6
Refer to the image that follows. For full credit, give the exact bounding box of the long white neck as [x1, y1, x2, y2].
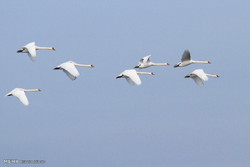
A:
[137, 72, 154, 75]
[74, 63, 94, 67]
[205, 73, 219, 78]
[151, 62, 169, 66]
[24, 89, 41, 92]
[35, 46, 54, 50]
[191, 60, 210, 64]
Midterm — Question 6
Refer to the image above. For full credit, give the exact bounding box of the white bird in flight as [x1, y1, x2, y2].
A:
[17, 42, 55, 61]
[134, 55, 169, 69]
[185, 69, 219, 87]
[54, 61, 94, 80]
[5, 88, 41, 106]
[116, 69, 154, 85]
[174, 50, 211, 68]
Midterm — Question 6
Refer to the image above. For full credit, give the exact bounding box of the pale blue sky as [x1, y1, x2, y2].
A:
[1, 1, 249, 167]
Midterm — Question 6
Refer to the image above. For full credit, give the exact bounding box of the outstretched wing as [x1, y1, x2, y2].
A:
[61, 62, 80, 80]
[125, 78, 135, 85]
[63, 69, 77, 80]
[123, 69, 142, 85]
[181, 50, 191, 62]
[193, 69, 208, 81]
[24, 42, 36, 61]
[192, 76, 204, 87]
[140, 55, 151, 63]
[13, 90, 29, 106]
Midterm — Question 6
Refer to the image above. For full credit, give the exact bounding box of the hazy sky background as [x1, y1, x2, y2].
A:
[1, 1, 249, 167]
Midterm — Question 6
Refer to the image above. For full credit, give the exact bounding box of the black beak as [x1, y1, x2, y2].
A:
[174, 64, 179, 68]
[17, 50, 23, 53]
[184, 75, 190, 78]
[116, 76, 122, 79]
[53, 67, 60, 70]
[134, 65, 139, 68]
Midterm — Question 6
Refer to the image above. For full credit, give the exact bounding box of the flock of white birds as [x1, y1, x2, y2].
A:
[5, 42, 219, 106]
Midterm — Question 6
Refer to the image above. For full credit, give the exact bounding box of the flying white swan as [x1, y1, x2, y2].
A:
[17, 42, 55, 61]
[134, 55, 169, 69]
[185, 69, 219, 86]
[174, 50, 211, 68]
[54, 61, 94, 80]
[5, 88, 41, 106]
[116, 69, 154, 85]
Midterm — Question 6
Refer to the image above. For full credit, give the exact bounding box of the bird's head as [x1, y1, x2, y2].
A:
[174, 63, 180, 68]
[185, 73, 197, 78]
[116, 75, 123, 79]
[5, 93, 12, 96]
[17, 49, 23, 53]
[53, 67, 61, 70]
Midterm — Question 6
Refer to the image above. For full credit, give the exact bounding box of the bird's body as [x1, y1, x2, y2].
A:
[116, 69, 154, 85]
[17, 42, 55, 61]
[134, 55, 169, 69]
[174, 50, 210, 68]
[54, 61, 94, 80]
[5, 88, 41, 106]
[185, 69, 219, 86]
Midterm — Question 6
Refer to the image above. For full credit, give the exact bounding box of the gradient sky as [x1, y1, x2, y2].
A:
[1, 1, 249, 167]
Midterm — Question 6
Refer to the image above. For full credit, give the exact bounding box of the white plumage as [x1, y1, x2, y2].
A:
[5, 88, 41, 106]
[116, 69, 154, 85]
[174, 50, 211, 68]
[17, 42, 55, 61]
[54, 61, 94, 80]
[185, 69, 219, 87]
[134, 55, 169, 69]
